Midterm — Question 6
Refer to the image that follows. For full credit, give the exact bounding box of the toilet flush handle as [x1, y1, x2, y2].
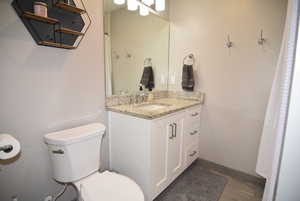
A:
[52, 149, 64, 154]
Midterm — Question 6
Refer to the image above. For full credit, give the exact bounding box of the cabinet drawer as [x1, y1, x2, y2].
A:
[184, 123, 199, 145]
[186, 143, 199, 167]
[185, 107, 201, 125]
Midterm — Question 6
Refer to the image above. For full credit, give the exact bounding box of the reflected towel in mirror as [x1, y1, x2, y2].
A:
[140, 66, 154, 91]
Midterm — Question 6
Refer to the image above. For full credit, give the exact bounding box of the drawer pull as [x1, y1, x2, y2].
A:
[173, 123, 177, 138]
[169, 124, 174, 140]
[190, 130, 198, 135]
[191, 112, 199, 117]
[189, 151, 197, 157]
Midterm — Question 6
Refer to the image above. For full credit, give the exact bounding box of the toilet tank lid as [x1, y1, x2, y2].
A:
[44, 123, 106, 146]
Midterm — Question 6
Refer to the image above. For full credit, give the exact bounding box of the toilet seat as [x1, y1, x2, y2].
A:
[74, 171, 144, 201]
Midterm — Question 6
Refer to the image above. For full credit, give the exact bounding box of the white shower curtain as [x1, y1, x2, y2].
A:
[256, 0, 299, 201]
[105, 34, 113, 96]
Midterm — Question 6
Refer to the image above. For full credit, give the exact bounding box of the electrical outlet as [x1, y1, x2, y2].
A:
[44, 195, 52, 201]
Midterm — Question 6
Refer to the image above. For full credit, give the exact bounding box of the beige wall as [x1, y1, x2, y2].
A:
[0, 0, 108, 201]
[109, 8, 169, 94]
[168, 0, 287, 175]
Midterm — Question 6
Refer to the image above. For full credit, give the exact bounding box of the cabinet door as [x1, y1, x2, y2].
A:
[167, 117, 184, 180]
[151, 118, 172, 197]
[151, 115, 184, 198]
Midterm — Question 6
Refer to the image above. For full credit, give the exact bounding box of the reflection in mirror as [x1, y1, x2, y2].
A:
[104, 0, 169, 96]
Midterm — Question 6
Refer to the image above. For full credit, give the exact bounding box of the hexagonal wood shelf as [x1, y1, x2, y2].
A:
[12, 0, 91, 49]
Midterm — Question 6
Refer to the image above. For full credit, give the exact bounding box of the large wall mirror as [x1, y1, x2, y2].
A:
[104, 0, 170, 96]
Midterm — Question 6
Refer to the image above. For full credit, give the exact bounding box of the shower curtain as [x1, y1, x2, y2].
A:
[105, 34, 113, 96]
[256, 0, 299, 201]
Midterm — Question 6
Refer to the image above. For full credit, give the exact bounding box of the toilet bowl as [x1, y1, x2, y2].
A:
[74, 171, 144, 201]
[44, 123, 144, 201]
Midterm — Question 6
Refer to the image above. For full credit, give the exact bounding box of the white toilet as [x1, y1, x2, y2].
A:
[44, 123, 144, 201]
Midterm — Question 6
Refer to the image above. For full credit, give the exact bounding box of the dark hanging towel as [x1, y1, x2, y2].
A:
[182, 64, 195, 91]
[140, 66, 155, 91]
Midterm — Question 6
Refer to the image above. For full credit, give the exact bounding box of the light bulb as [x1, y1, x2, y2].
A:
[114, 0, 125, 5]
[128, 0, 138, 11]
[142, 0, 154, 6]
[155, 0, 165, 11]
[139, 4, 149, 16]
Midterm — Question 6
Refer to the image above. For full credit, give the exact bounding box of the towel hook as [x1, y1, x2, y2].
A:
[226, 34, 233, 48]
[144, 58, 152, 67]
[258, 29, 266, 45]
[183, 53, 195, 65]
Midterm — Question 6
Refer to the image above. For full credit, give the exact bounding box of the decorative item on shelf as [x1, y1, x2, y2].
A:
[54, 0, 86, 14]
[11, 0, 91, 50]
[64, 0, 71, 5]
[34, 1, 48, 17]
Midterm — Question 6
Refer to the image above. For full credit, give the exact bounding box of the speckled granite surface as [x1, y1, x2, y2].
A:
[107, 98, 202, 119]
[106, 90, 169, 107]
[106, 90, 204, 107]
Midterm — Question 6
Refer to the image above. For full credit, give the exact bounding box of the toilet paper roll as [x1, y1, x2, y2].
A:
[0, 134, 21, 160]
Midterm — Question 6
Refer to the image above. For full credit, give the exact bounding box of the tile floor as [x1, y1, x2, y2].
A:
[199, 159, 265, 201]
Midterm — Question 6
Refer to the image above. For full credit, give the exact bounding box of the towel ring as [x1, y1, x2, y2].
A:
[144, 58, 152, 67]
[183, 54, 195, 65]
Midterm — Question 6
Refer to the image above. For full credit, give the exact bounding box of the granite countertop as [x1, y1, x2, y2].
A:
[106, 98, 202, 119]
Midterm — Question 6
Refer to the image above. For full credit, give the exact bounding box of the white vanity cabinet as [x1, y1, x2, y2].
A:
[108, 105, 201, 201]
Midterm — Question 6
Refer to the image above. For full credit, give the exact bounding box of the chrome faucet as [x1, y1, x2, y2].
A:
[132, 92, 148, 104]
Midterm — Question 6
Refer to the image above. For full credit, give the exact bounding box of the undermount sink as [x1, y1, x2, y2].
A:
[136, 103, 170, 111]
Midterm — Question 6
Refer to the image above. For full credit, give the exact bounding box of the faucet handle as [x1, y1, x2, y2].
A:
[129, 96, 134, 105]
[134, 94, 139, 104]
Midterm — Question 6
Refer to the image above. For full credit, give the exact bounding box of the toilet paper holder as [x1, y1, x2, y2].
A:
[0, 145, 13, 153]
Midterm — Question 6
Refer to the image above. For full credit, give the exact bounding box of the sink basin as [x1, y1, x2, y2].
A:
[136, 103, 170, 111]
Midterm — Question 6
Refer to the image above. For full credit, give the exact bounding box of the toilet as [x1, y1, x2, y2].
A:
[44, 123, 144, 201]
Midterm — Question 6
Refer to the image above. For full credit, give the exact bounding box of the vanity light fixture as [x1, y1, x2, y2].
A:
[128, 0, 138, 11]
[142, 0, 154, 6]
[155, 0, 165, 11]
[114, 0, 125, 5]
[113, 0, 164, 16]
[139, 4, 150, 16]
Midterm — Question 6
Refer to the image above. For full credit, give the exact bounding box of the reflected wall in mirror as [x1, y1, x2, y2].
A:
[104, 0, 170, 96]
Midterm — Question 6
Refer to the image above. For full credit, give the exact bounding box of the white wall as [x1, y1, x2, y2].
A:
[109, 8, 169, 94]
[168, 0, 287, 175]
[0, 0, 108, 201]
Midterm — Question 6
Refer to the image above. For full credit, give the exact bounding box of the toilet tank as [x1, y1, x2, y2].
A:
[44, 123, 106, 183]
